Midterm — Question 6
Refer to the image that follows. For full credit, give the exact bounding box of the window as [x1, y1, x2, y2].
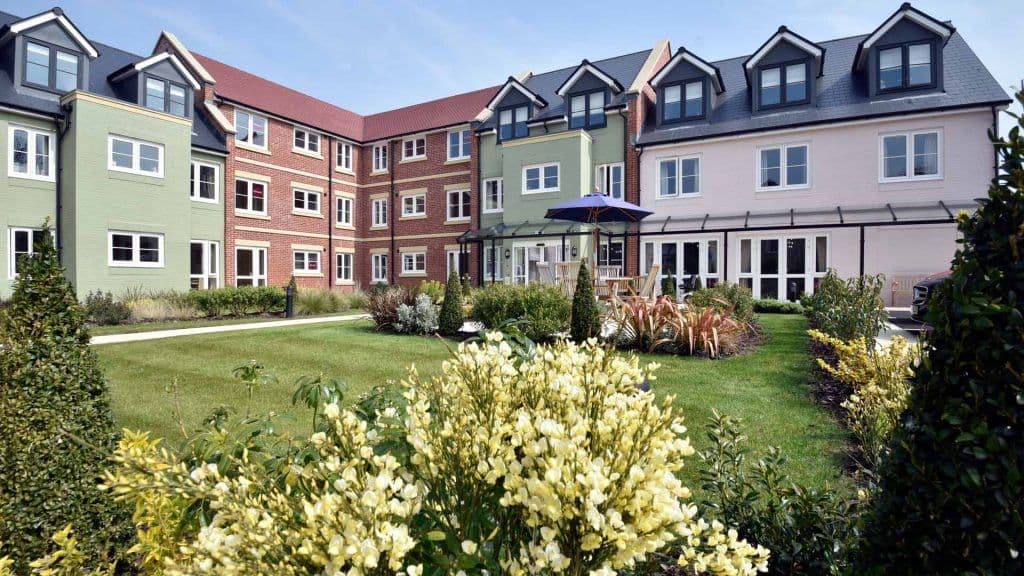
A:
[657, 156, 700, 197]
[8, 125, 53, 181]
[483, 247, 502, 282]
[402, 194, 426, 217]
[881, 131, 941, 181]
[337, 142, 353, 171]
[402, 137, 426, 160]
[599, 240, 624, 268]
[663, 84, 682, 122]
[293, 128, 320, 154]
[523, 162, 559, 194]
[24, 41, 79, 92]
[144, 77, 187, 117]
[568, 90, 606, 129]
[758, 144, 808, 189]
[372, 253, 388, 283]
[640, 239, 720, 291]
[234, 110, 267, 148]
[447, 189, 471, 221]
[7, 227, 47, 279]
[336, 252, 353, 283]
[108, 231, 163, 267]
[235, 247, 267, 286]
[108, 136, 163, 177]
[759, 62, 808, 108]
[190, 161, 219, 203]
[483, 178, 503, 213]
[372, 198, 388, 227]
[448, 129, 471, 160]
[596, 163, 623, 198]
[336, 196, 353, 226]
[498, 105, 529, 141]
[235, 178, 268, 215]
[189, 240, 219, 289]
[293, 250, 321, 274]
[878, 42, 933, 91]
[447, 250, 461, 278]
[402, 251, 426, 275]
[662, 80, 704, 123]
[293, 188, 320, 214]
[372, 144, 388, 172]
[737, 235, 828, 301]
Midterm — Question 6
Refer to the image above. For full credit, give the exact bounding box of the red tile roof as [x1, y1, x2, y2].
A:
[192, 52, 497, 143]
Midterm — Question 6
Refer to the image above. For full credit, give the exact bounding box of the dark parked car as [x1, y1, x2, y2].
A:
[911, 271, 952, 322]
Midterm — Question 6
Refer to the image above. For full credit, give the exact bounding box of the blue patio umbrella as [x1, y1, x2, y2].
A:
[544, 193, 653, 269]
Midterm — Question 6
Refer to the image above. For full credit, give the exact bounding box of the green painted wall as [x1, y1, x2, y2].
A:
[0, 111, 58, 297]
[189, 149, 226, 287]
[62, 93, 195, 296]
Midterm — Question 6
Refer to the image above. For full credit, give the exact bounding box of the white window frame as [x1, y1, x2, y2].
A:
[372, 198, 388, 227]
[447, 249, 461, 278]
[371, 253, 388, 283]
[8, 125, 55, 182]
[292, 127, 321, 155]
[595, 162, 624, 198]
[736, 234, 829, 301]
[336, 142, 353, 172]
[234, 109, 268, 150]
[483, 178, 504, 213]
[107, 230, 164, 268]
[755, 143, 809, 191]
[7, 227, 51, 279]
[235, 177, 268, 216]
[402, 193, 426, 217]
[878, 129, 942, 183]
[189, 240, 220, 290]
[640, 236, 721, 293]
[483, 246, 503, 283]
[235, 246, 268, 286]
[446, 189, 471, 222]
[657, 155, 701, 198]
[522, 162, 560, 194]
[190, 160, 219, 204]
[372, 144, 388, 172]
[335, 251, 353, 284]
[108, 135, 164, 178]
[401, 251, 426, 275]
[447, 129, 471, 161]
[293, 249, 321, 274]
[336, 196, 353, 227]
[292, 188, 321, 216]
[402, 137, 426, 160]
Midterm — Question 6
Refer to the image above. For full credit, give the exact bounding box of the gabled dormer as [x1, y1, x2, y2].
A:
[485, 76, 547, 142]
[854, 3, 954, 98]
[555, 60, 623, 130]
[0, 8, 98, 98]
[744, 26, 824, 112]
[108, 51, 201, 119]
[649, 48, 724, 126]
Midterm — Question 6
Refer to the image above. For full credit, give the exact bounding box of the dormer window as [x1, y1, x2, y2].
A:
[24, 41, 80, 92]
[144, 77, 187, 117]
[759, 62, 808, 108]
[878, 42, 934, 92]
[568, 90, 605, 129]
[662, 80, 705, 123]
[498, 105, 529, 141]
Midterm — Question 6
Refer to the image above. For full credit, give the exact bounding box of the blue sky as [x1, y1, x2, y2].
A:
[8, 0, 1021, 120]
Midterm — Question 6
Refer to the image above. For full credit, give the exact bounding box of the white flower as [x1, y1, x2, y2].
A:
[461, 540, 478, 555]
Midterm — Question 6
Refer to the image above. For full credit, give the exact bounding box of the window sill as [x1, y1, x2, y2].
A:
[399, 271, 427, 278]
[445, 157, 470, 165]
[335, 167, 355, 176]
[656, 193, 702, 200]
[399, 214, 427, 221]
[235, 211, 271, 220]
[335, 223, 355, 231]
[8, 172, 56, 183]
[334, 279, 355, 286]
[108, 167, 164, 179]
[878, 175, 943, 184]
[292, 147, 323, 160]
[292, 210, 324, 218]
[371, 169, 389, 175]
[370, 224, 389, 230]
[108, 263, 166, 269]
[235, 141, 271, 155]
[293, 271, 324, 278]
[755, 185, 811, 193]
[190, 197, 220, 205]
[444, 218, 471, 225]
[399, 156, 427, 164]
[482, 209, 504, 215]
[522, 189, 559, 195]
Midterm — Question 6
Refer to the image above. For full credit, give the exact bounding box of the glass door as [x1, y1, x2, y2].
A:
[513, 242, 562, 284]
[641, 238, 722, 294]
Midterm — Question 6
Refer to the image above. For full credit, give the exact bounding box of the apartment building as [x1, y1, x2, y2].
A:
[631, 4, 1009, 303]
[0, 8, 227, 298]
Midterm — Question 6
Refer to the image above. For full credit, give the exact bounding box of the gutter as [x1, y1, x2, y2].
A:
[327, 137, 334, 289]
[56, 104, 71, 263]
[388, 139, 396, 284]
[991, 105, 999, 179]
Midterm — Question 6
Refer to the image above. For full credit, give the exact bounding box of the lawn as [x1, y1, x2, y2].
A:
[95, 314, 848, 489]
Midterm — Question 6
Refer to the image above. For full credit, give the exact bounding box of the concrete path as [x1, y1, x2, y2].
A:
[91, 313, 369, 345]
[878, 307, 924, 346]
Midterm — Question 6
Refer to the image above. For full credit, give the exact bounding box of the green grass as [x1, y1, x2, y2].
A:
[89, 310, 365, 336]
[95, 314, 848, 489]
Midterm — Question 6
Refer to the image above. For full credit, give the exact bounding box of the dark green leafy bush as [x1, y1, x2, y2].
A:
[661, 275, 677, 300]
[83, 290, 131, 325]
[0, 228, 132, 571]
[753, 298, 803, 314]
[570, 262, 600, 342]
[367, 285, 415, 330]
[689, 282, 756, 324]
[437, 270, 464, 336]
[801, 271, 886, 342]
[471, 283, 570, 341]
[186, 286, 286, 318]
[855, 91, 1024, 574]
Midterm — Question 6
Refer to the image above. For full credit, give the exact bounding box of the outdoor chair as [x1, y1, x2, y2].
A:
[637, 265, 660, 301]
[596, 265, 622, 281]
[555, 261, 581, 298]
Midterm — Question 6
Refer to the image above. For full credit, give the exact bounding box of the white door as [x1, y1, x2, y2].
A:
[513, 242, 562, 284]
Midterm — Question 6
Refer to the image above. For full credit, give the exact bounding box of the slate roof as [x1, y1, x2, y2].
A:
[637, 31, 1010, 146]
[0, 10, 227, 153]
[478, 48, 654, 130]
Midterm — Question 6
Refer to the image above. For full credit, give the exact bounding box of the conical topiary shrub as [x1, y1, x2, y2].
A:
[571, 261, 601, 342]
[855, 91, 1024, 574]
[438, 269, 464, 336]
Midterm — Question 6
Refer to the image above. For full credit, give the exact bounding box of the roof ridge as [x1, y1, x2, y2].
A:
[364, 85, 500, 119]
[706, 32, 871, 67]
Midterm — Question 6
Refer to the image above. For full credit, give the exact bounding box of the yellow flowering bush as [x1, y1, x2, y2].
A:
[809, 330, 918, 467]
[404, 335, 769, 575]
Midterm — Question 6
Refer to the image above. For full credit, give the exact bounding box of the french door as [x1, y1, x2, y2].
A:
[641, 237, 720, 293]
[738, 235, 828, 301]
[512, 241, 563, 284]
